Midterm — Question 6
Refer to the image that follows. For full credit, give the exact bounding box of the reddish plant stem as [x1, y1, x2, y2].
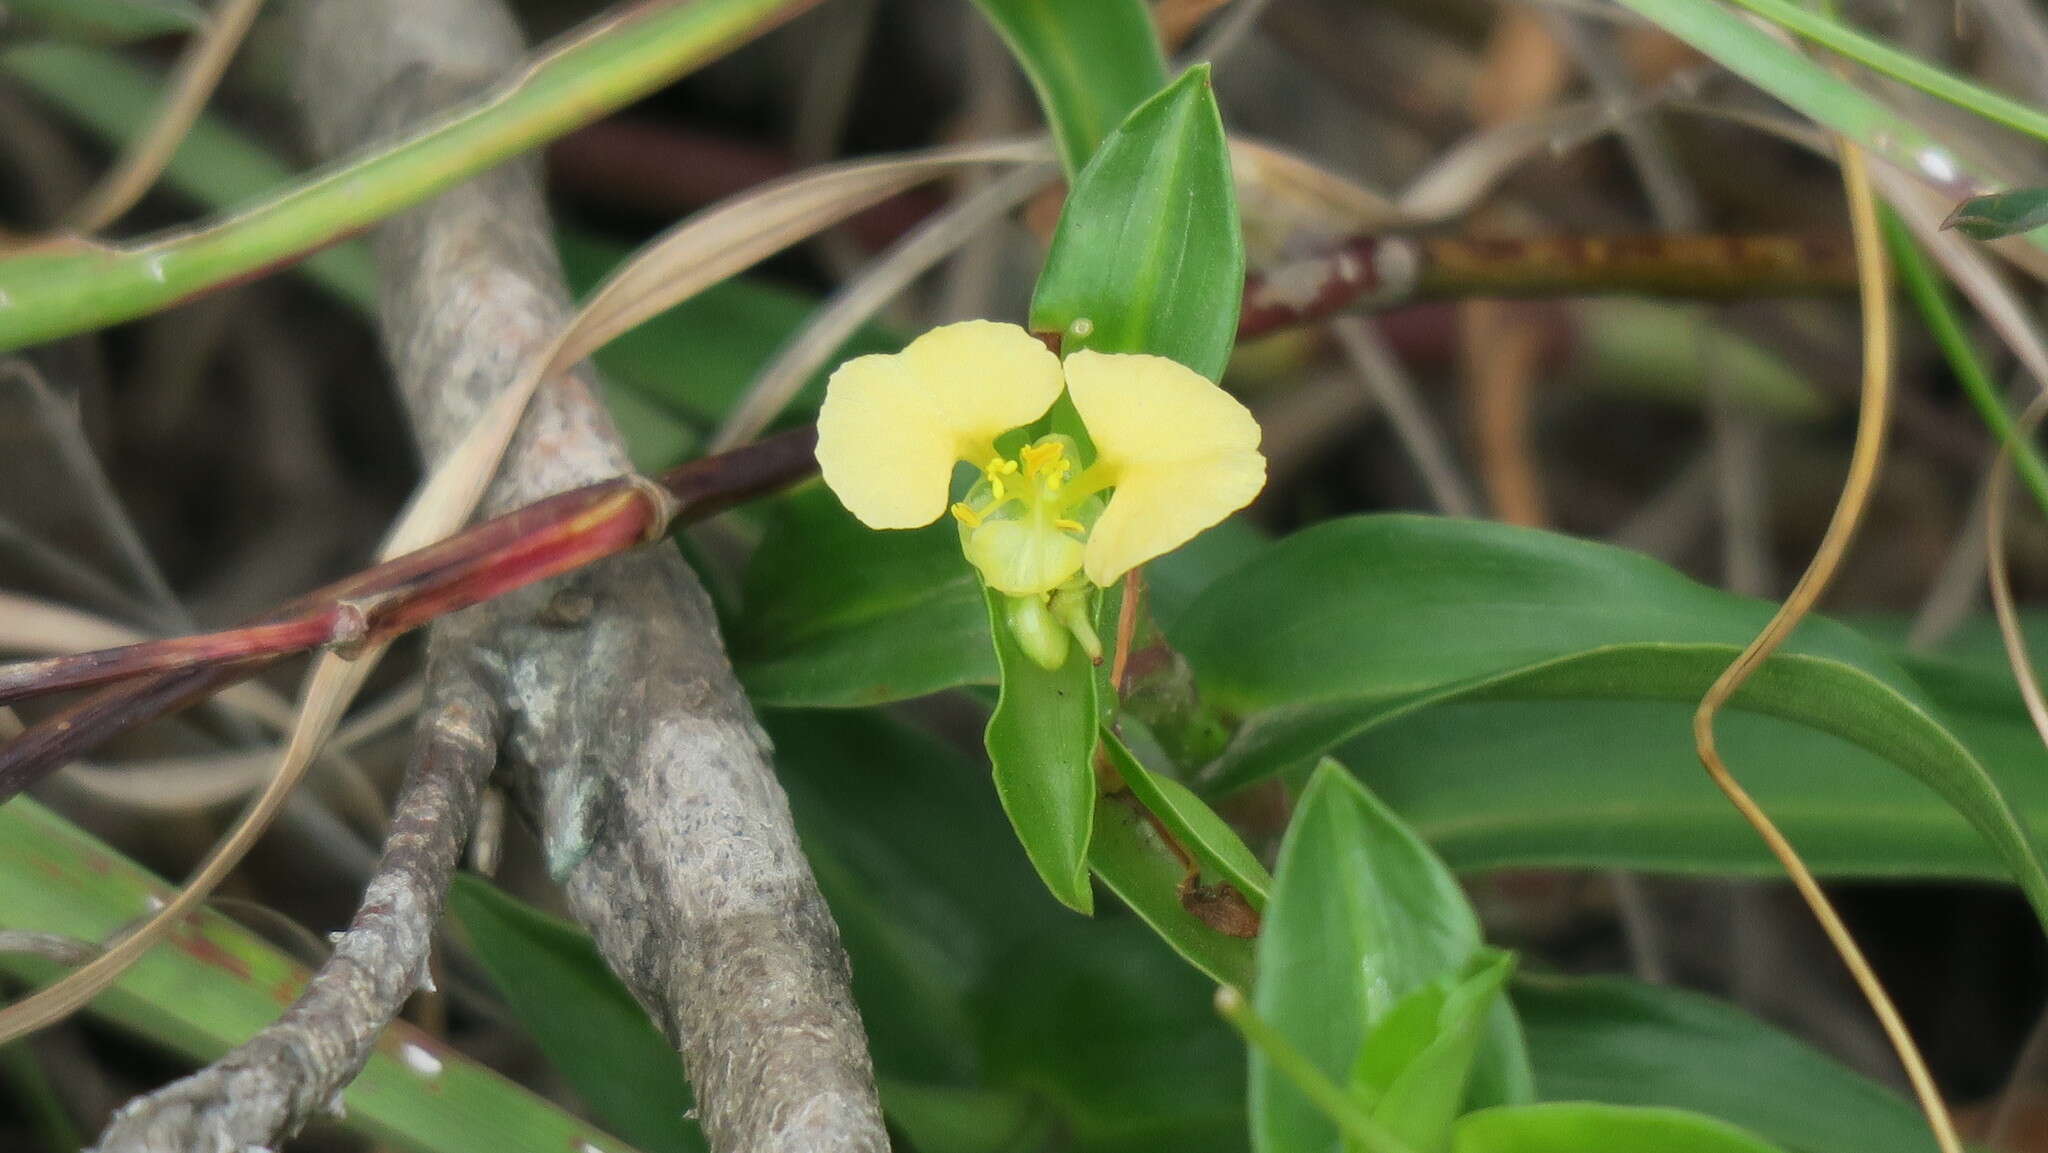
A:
[0, 427, 818, 802]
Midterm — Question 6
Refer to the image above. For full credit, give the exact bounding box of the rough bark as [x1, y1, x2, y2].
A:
[89, 1, 887, 1149]
[92, 645, 499, 1153]
[289, 2, 885, 1150]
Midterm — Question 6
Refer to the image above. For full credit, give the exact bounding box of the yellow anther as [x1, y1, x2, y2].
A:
[985, 456, 1019, 476]
[988, 474, 1006, 500]
[1020, 441, 1066, 478]
[1054, 518, 1085, 534]
[951, 501, 985, 528]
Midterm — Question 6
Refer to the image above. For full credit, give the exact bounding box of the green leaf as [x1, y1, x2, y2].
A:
[768, 709, 1247, 1150]
[1102, 728, 1270, 907]
[1251, 764, 1532, 1153]
[1030, 65, 1245, 382]
[1517, 975, 1933, 1153]
[1354, 951, 1518, 1153]
[974, 919, 1248, 1152]
[1943, 188, 2048, 240]
[1089, 781, 1259, 988]
[1451, 1104, 1784, 1153]
[448, 877, 704, 1153]
[1346, 696, 2048, 880]
[733, 483, 994, 707]
[968, 0, 1167, 175]
[6, 0, 205, 42]
[1175, 515, 2048, 929]
[0, 799, 642, 1153]
[985, 588, 1099, 913]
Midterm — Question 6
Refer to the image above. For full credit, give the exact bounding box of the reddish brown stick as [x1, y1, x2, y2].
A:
[0, 426, 817, 802]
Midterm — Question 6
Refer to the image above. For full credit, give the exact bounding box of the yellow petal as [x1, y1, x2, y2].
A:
[816, 320, 1064, 529]
[1063, 350, 1267, 586]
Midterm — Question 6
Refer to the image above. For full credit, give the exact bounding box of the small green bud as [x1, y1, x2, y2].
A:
[1049, 583, 1102, 665]
[1004, 593, 1070, 671]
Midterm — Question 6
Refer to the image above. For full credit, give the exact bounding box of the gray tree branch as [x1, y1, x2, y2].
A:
[91, 644, 500, 1153]
[289, 2, 882, 1151]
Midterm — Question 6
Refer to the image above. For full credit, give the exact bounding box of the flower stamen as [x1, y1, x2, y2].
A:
[951, 501, 985, 528]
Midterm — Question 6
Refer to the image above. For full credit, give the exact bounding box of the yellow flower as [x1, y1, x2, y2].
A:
[816, 320, 1265, 598]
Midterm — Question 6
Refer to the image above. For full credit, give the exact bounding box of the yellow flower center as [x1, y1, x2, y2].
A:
[948, 435, 1105, 598]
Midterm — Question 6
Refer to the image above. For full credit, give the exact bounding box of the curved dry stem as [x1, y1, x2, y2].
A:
[62, 0, 267, 234]
[1986, 398, 2048, 763]
[1689, 142, 1961, 1153]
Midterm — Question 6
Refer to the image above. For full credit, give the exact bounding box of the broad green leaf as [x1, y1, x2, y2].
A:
[0, 799, 640, 1153]
[447, 878, 703, 1153]
[1103, 727, 1270, 907]
[1251, 765, 1532, 1153]
[7, 0, 204, 43]
[1451, 1104, 1783, 1153]
[1174, 515, 2048, 929]
[969, 0, 1167, 175]
[1353, 950, 1517, 1153]
[1516, 975, 1933, 1153]
[985, 587, 1098, 913]
[1944, 188, 2048, 240]
[974, 919, 1248, 1153]
[1348, 696, 2048, 880]
[733, 483, 994, 707]
[767, 708, 1247, 1150]
[1030, 65, 1245, 381]
[1089, 781, 1258, 988]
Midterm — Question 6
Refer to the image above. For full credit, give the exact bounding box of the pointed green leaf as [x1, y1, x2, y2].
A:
[1088, 783, 1258, 988]
[1030, 65, 1244, 381]
[1102, 727, 1270, 907]
[1354, 951, 1517, 1153]
[968, 0, 1167, 175]
[1451, 1104, 1784, 1153]
[1943, 188, 2048, 240]
[1175, 515, 2048, 933]
[985, 587, 1098, 913]
[1251, 764, 1532, 1153]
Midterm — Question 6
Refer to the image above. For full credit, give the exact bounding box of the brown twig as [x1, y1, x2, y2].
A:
[1235, 231, 1855, 341]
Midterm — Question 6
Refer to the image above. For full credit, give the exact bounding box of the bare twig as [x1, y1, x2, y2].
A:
[91, 654, 499, 1153]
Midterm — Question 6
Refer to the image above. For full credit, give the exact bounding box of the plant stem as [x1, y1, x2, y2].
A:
[1213, 986, 1420, 1153]
[0, 0, 818, 350]
[1719, 0, 2048, 145]
[1884, 211, 2048, 520]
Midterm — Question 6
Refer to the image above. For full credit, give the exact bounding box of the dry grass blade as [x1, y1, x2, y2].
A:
[62, 0, 267, 235]
[1986, 399, 2048, 772]
[0, 131, 1052, 1043]
[1689, 142, 1962, 1153]
[710, 160, 1058, 451]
